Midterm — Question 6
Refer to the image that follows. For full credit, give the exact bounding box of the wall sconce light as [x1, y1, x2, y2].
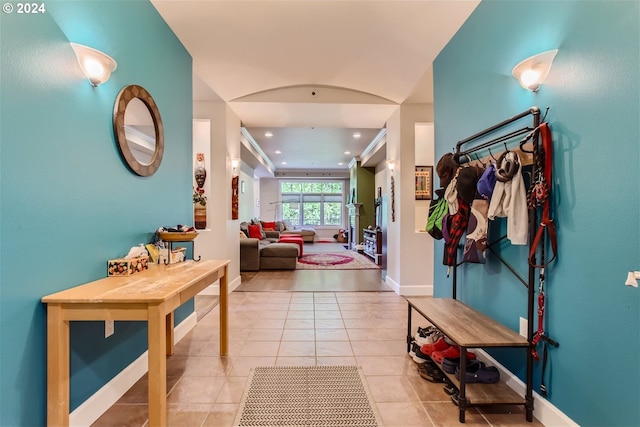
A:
[71, 43, 117, 87]
[231, 158, 239, 175]
[625, 271, 640, 288]
[512, 49, 558, 92]
[387, 161, 395, 174]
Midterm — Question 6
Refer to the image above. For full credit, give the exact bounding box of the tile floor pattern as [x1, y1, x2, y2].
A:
[93, 291, 543, 426]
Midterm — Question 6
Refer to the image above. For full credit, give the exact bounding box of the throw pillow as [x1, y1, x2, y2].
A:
[262, 221, 276, 230]
[250, 219, 267, 238]
[239, 231, 247, 239]
[248, 224, 263, 240]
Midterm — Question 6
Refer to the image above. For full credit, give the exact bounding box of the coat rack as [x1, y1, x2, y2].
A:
[452, 106, 542, 419]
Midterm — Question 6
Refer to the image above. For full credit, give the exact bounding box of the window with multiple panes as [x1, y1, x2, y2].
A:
[280, 181, 344, 227]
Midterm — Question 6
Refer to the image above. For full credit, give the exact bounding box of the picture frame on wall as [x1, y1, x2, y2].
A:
[415, 166, 433, 200]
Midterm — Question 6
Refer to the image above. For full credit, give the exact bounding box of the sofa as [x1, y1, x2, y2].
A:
[240, 221, 300, 271]
[268, 220, 316, 243]
[281, 228, 316, 243]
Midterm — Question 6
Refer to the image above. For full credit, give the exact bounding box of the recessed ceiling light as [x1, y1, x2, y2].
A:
[281, 161, 287, 165]
[338, 162, 344, 166]
[344, 151, 351, 155]
[265, 132, 273, 137]
[275, 150, 282, 154]
[353, 132, 361, 138]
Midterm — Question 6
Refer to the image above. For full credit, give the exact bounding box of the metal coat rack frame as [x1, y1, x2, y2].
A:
[451, 106, 543, 420]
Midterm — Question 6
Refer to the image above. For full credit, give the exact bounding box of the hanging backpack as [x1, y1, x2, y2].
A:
[426, 189, 448, 239]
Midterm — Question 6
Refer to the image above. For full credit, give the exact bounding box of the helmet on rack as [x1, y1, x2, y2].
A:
[495, 151, 520, 182]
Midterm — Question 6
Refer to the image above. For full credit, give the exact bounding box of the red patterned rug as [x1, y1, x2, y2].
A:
[297, 252, 380, 270]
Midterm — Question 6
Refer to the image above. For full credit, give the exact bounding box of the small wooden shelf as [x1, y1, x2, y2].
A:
[362, 228, 381, 265]
[437, 366, 526, 406]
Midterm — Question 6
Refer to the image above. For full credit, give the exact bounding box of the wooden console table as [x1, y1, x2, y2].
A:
[41, 259, 230, 427]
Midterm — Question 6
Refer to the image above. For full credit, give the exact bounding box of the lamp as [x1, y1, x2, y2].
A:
[512, 49, 558, 92]
[70, 43, 117, 87]
[387, 161, 395, 173]
[625, 271, 640, 288]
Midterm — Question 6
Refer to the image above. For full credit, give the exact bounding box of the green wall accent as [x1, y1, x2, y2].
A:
[433, 1, 639, 426]
[0, 2, 193, 424]
[349, 161, 376, 234]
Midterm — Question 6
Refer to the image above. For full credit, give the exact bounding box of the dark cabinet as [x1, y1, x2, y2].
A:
[362, 228, 381, 265]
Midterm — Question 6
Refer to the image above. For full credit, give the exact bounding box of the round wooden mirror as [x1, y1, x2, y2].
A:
[113, 85, 164, 176]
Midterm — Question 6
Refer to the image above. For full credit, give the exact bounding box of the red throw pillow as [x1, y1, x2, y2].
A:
[248, 224, 263, 240]
[262, 221, 276, 230]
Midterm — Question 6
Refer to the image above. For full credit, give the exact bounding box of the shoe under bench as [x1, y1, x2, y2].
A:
[406, 297, 533, 423]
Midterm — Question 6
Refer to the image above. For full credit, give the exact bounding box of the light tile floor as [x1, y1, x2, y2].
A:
[93, 291, 543, 426]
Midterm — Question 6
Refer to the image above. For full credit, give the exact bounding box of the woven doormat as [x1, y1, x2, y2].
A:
[233, 365, 382, 426]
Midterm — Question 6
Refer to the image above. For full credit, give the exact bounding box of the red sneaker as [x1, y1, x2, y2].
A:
[420, 337, 449, 356]
[432, 346, 477, 364]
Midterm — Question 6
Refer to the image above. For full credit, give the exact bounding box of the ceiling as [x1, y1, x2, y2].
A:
[151, 0, 480, 177]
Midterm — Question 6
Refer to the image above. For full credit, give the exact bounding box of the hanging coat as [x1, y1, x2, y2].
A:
[487, 152, 528, 245]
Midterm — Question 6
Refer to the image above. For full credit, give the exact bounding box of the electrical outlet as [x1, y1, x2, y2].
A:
[105, 320, 114, 338]
[519, 317, 527, 338]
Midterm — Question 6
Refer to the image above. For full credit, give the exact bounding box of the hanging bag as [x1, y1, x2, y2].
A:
[426, 189, 448, 240]
[462, 199, 489, 263]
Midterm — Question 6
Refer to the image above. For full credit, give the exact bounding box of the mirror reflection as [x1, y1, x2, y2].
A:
[113, 85, 164, 177]
[124, 98, 156, 165]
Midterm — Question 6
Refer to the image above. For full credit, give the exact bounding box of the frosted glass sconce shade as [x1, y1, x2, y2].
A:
[231, 158, 240, 176]
[387, 161, 395, 173]
[512, 49, 558, 92]
[71, 43, 117, 87]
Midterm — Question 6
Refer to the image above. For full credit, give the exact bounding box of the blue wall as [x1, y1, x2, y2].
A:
[433, 1, 639, 426]
[0, 1, 193, 425]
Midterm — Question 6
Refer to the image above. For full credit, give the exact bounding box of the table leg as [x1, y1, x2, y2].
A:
[147, 304, 167, 427]
[165, 311, 174, 356]
[47, 304, 69, 427]
[219, 265, 229, 356]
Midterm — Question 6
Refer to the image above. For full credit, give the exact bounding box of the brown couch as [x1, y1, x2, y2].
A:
[280, 228, 316, 243]
[275, 220, 316, 243]
[239, 221, 299, 271]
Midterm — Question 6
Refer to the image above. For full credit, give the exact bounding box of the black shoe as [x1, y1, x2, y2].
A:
[417, 364, 445, 383]
[410, 342, 435, 364]
[455, 360, 500, 384]
[443, 382, 458, 396]
[441, 357, 460, 374]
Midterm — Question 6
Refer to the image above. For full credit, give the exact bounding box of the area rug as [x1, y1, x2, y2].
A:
[233, 365, 382, 426]
[297, 252, 380, 270]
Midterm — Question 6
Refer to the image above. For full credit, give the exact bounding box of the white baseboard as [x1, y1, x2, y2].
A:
[229, 275, 241, 292]
[475, 350, 578, 427]
[385, 275, 433, 296]
[69, 312, 198, 427]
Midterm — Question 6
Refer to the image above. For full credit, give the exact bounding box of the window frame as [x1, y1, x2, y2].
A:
[279, 180, 345, 228]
